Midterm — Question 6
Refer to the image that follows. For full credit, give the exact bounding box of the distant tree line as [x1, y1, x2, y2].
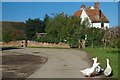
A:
[2, 22, 26, 42]
[2, 14, 120, 48]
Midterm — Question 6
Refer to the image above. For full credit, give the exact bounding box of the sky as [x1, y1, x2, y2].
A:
[2, 2, 118, 27]
[1, 0, 120, 2]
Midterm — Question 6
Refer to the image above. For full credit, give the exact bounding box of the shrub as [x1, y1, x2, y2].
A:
[68, 35, 78, 48]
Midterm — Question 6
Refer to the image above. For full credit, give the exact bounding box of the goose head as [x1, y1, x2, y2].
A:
[106, 58, 109, 63]
[92, 57, 97, 66]
[80, 70, 84, 73]
[80, 70, 85, 74]
[92, 57, 97, 62]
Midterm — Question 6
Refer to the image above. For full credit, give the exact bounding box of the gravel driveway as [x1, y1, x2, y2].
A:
[7, 48, 93, 78]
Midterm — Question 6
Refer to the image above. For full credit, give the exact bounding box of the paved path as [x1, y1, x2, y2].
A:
[9, 48, 92, 78]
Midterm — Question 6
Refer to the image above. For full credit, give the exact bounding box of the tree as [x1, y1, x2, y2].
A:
[39, 13, 105, 48]
[44, 14, 49, 27]
[44, 14, 83, 47]
[2, 28, 12, 42]
[44, 14, 82, 45]
[45, 14, 62, 43]
[2, 22, 26, 42]
[11, 29, 25, 41]
[25, 18, 44, 40]
[2, 27, 26, 42]
[66, 16, 81, 48]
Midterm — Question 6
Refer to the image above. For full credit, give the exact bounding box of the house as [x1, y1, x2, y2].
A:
[36, 32, 47, 39]
[74, 2, 109, 29]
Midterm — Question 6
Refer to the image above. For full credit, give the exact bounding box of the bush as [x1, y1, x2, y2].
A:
[2, 28, 12, 42]
[68, 35, 78, 48]
[110, 38, 119, 48]
[117, 39, 120, 48]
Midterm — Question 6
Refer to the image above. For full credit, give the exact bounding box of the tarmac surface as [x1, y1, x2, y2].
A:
[2, 48, 97, 78]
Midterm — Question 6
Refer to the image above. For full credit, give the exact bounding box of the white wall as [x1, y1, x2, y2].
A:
[92, 23, 101, 28]
[104, 23, 109, 28]
[80, 10, 109, 29]
[80, 10, 92, 26]
[92, 23, 109, 28]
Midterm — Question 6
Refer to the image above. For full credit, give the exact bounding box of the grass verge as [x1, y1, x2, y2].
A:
[82, 47, 118, 78]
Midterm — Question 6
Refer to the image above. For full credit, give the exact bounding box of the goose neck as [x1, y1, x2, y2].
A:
[107, 60, 110, 66]
[92, 65, 97, 68]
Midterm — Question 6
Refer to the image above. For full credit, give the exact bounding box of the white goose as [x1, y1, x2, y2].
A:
[81, 62, 100, 77]
[92, 57, 104, 74]
[104, 58, 112, 77]
[92, 57, 97, 67]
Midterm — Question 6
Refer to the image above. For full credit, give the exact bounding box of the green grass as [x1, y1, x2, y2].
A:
[82, 47, 118, 78]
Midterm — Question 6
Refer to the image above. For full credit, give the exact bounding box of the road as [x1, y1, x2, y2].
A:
[9, 48, 92, 78]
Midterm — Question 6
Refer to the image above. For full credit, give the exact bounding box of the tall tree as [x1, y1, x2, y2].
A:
[44, 14, 49, 26]
[2, 28, 12, 42]
[25, 18, 44, 40]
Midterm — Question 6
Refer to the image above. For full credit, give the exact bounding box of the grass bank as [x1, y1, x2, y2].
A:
[82, 47, 118, 78]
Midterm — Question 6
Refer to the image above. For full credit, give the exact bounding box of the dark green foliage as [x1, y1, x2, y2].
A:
[43, 14, 82, 46]
[44, 14, 49, 27]
[2, 27, 26, 42]
[25, 13, 118, 48]
[44, 14, 67, 43]
[85, 27, 105, 47]
[2, 28, 12, 42]
[117, 39, 120, 48]
[37, 14, 105, 48]
[68, 35, 79, 48]
[1, 15, 119, 49]
[25, 18, 45, 40]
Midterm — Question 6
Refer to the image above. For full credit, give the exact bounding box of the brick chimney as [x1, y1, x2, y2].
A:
[80, 4, 86, 10]
[94, 2, 100, 20]
[94, 2, 100, 10]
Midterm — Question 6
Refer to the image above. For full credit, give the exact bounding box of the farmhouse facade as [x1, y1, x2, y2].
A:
[74, 2, 109, 29]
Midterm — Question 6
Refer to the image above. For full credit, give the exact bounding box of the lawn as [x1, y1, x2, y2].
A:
[82, 47, 118, 78]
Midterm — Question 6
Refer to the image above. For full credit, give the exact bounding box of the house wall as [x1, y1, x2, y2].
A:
[92, 23, 109, 28]
[104, 23, 109, 28]
[80, 10, 92, 26]
[80, 9, 109, 29]
[92, 23, 101, 28]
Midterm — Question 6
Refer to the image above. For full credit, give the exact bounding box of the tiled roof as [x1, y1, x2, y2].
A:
[74, 8, 109, 23]
[74, 10, 82, 17]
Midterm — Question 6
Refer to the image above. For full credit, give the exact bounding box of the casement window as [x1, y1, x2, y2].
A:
[101, 23, 104, 28]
